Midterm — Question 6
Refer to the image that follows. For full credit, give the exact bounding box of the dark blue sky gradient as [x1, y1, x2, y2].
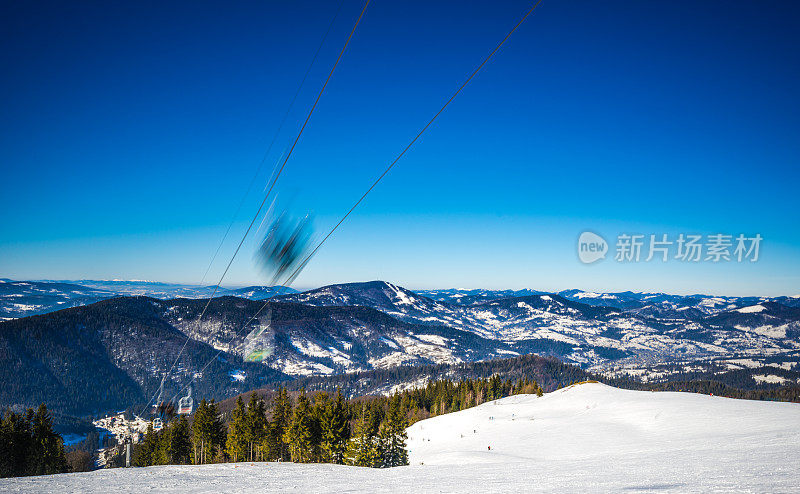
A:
[1, 1, 798, 295]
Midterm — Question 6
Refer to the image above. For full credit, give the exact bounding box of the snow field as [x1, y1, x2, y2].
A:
[2, 383, 798, 493]
[409, 382, 800, 466]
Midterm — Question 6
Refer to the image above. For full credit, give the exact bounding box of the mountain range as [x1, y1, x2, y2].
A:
[4, 277, 798, 321]
[0, 278, 296, 319]
[2, 279, 800, 420]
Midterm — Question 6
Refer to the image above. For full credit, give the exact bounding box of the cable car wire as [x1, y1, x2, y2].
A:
[140, 0, 345, 413]
[138, 0, 371, 416]
[165, 0, 543, 405]
[284, 0, 544, 285]
[197, 0, 346, 287]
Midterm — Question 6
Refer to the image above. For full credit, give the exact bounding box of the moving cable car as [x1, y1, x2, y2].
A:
[152, 417, 163, 431]
[177, 386, 194, 415]
[256, 213, 313, 283]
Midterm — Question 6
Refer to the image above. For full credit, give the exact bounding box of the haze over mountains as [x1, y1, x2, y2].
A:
[1, 279, 798, 421]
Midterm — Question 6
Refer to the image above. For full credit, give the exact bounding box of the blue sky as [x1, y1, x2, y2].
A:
[1, 0, 798, 296]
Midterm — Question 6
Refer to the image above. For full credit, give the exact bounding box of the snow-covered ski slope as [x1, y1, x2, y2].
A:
[409, 382, 800, 466]
[2, 383, 798, 493]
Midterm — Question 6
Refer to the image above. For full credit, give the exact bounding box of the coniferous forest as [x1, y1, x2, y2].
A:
[0, 404, 69, 478]
[131, 375, 544, 468]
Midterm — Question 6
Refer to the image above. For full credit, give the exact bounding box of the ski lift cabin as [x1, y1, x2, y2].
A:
[152, 418, 163, 431]
[177, 387, 193, 415]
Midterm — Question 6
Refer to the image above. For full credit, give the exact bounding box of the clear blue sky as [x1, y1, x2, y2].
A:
[1, 0, 798, 296]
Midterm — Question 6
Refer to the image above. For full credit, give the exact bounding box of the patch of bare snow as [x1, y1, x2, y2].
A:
[736, 304, 766, 313]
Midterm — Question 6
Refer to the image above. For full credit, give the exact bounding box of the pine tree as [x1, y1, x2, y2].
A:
[225, 397, 248, 462]
[309, 391, 330, 462]
[284, 389, 313, 463]
[378, 395, 408, 467]
[132, 423, 158, 467]
[206, 400, 227, 461]
[168, 415, 192, 464]
[150, 427, 169, 465]
[346, 403, 380, 467]
[245, 393, 267, 461]
[201, 400, 226, 463]
[267, 387, 291, 461]
[0, 409, 34, 477]
[192, 399, 208, 464]
[28, 404, 68, 475]
[320, 389, 349, 464]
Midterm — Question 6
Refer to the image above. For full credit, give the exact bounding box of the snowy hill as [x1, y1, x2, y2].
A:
[409, 382, 800, 489]
[3, 384, 798, 493]
[408, 382, 800, 465]
[275, 281, 450, 322]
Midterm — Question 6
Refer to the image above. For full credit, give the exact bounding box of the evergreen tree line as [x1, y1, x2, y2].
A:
[620, 379, 800, 402]
[132, 375, 543, 469]
[0, 404, 69, 478]
[288, 354, 578, 397]
[132, 415, 195, 466]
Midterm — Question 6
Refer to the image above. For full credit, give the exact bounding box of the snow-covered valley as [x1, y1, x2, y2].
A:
[2, 383, 798, 493]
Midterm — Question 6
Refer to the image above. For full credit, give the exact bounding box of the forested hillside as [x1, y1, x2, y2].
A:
[0, 297, 288, 416]
[2, 287, 798, 425]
